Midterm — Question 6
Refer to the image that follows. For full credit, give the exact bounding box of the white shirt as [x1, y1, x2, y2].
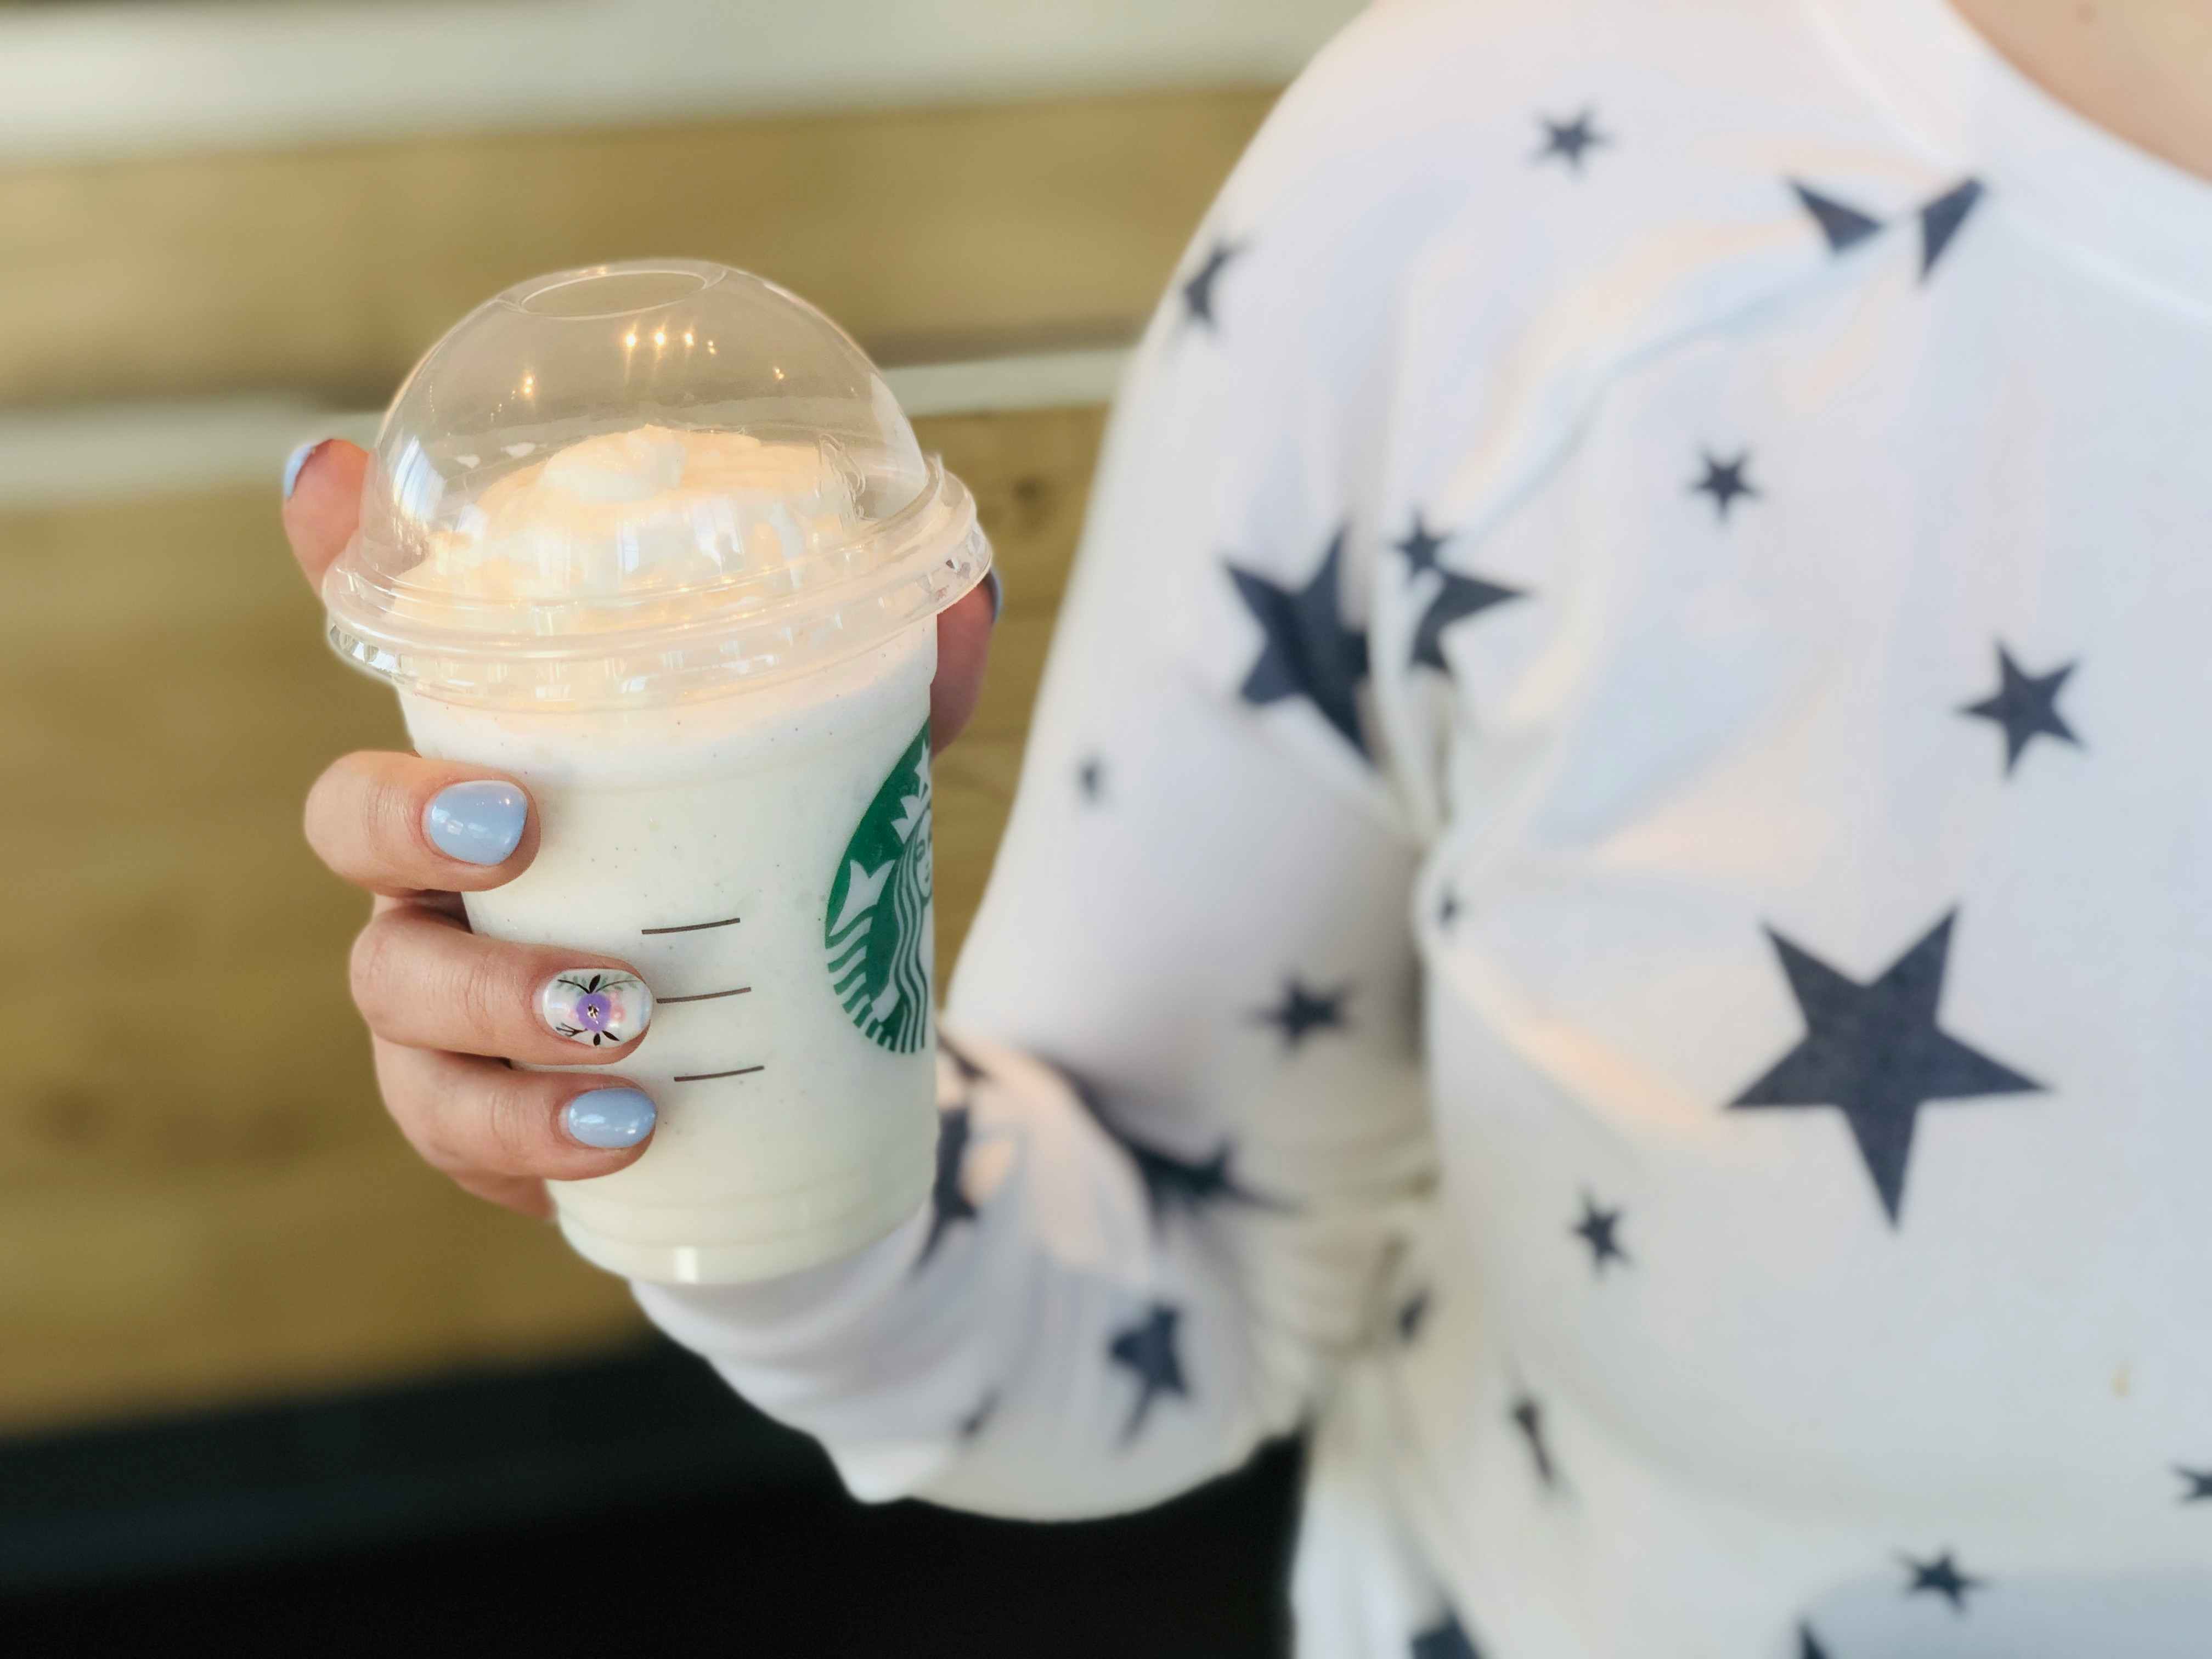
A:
[637, 2, 2212, 1652]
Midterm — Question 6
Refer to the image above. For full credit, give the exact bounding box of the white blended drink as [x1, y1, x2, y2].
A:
[321, 261, 990, 1284]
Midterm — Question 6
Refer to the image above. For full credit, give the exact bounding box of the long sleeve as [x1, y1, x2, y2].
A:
[635, 16, 1455, 1518]
[654, 0, 2212, 1645]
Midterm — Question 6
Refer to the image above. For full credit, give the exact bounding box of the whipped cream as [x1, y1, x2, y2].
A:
[422, 425, 861, 605]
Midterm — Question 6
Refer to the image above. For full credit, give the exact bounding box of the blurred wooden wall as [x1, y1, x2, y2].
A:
[0, 88, 1269, 1434]
[0, 89, 1272, 407]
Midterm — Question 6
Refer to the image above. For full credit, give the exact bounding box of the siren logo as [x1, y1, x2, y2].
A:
[823, 723, 934, 1053]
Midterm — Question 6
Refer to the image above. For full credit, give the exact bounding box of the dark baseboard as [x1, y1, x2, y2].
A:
[0, 1341, 1300, 1657]
[0, 1339, 823, 1593]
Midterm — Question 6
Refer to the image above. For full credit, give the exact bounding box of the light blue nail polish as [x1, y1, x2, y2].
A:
[565, 1089, 657, 1149]
[982, 566, 1004, 622]
[424, 780, 528, 866]
[281, 438, 326, 501]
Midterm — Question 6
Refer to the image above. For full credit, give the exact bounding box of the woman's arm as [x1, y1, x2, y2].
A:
[636, 119, 1444, 1509]
[640, 569, 1432, 1512]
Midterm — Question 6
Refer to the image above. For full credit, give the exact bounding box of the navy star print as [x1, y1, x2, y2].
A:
[1960, 644, 2081, 775]
[1690, 450, 1758, 521]
[2176, 1465, 2212, 1503]
[1398, 509, 1521, 674]
[1076, 754, 1106, 803]
[1395, 511, 1449, 577]
[1730, 911, 2041, 1224]
[1410, 567, 1521, 674]
[1107, 1302, 1188, 1443]
[1509, 1391, 1559, 1489]
[1410, 1612, 1481, 1659]
[1797, 1624, 1831, 1659]
[1121, 1136, 1268, 1228]
[918, 1105, 979, 1265]
[1180, 240, 1242, 330]
[1918, 179, 1984, 280]
[1901, 1549, 1984, 1612]
[1787, 176, 1982, 280]
[1571, 1194, 1629, 1273]
[1254, 977, 1350, 1050]
[1791, 180, 1884, 253]
[1397, 1289, 1430, 1344]
[1533, 109, 1606, 172]
[957, 1389, 1000, 1441]
[1228, 527, 1371, 758]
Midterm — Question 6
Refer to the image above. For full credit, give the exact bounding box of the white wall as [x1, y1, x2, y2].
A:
[0, 347, 1136, 509]
[0, 0, 1363, 163]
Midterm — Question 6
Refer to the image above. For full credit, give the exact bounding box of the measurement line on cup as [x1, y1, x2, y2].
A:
[641, 914, 743, 935]
[657, 986, 753, 1005]
[673, 1065, 768, 1082]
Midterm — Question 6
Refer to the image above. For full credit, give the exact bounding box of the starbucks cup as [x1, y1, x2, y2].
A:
[323, 261, 990, 1285]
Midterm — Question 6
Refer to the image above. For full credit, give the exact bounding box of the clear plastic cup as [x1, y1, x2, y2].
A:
[323, 260, 991, 1284]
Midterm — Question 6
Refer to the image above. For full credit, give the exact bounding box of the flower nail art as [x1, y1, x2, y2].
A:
[538, 970, 653, 1048]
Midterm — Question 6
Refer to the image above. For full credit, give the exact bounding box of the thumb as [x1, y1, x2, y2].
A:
[279, 438, 372, 591]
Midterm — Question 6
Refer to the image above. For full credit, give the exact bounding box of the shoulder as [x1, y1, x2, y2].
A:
[1211, 0, 1941, 309]
[1144, 0, 1970, 501]
[1252, 0, 1884, 170]
[1105, 1, 1967, 798]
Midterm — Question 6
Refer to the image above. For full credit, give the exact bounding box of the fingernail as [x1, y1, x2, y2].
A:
[982, 566, 1004, 622]
[424, 780, 528, 866]
[282, 438, 331, 501]
[564, 1088, 657, 1149]
[538, 969, 653, 1048]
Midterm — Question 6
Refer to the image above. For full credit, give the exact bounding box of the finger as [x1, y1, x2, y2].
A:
[374, 1039, 659, 1184]
[375, 888, 467, 923]
[352, 905, 655, 1063]
[449, 1166, 555, 1220]
[929, 578, 997, 753]
[280, 438, 371, 590]
[306, 751, 537, 896]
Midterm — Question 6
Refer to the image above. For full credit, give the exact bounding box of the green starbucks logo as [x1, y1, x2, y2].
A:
[824, 722, 934, 1053]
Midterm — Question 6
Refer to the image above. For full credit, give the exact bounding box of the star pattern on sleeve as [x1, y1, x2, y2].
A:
[1076, 754, 1107, 804]
[1789, 176, 1982, 280]
[1960, 643, 2081, 775]
[1051, 1066, 1280, 1224]
[1918, 179, 1984, 281]
[1509, 1390, 1560, 1491]
[1410, 1611, 1482, 1659]
[1570, 1193, 1629, 1274]
[1252, 975, 1351, 1051]
[957, 1388, 1000, 1441]
[1533, 109, 1607, 172]
[1411, 569, 1522, 674]
[1396, 509, 1523, 675]
[1227, 527, 1372, 759]
[2175, 1465, 2212, 1503]
[917, 1104, 980, 1266]
[1798, 1623, 1832, 1659]
[1689, 449, 1759, 522]
[1107, 1302, 1189, 1445]
[1790, 180, 1884, 253]
[1397, 1289, 1430, 1344]
[1180, 239, 1243, 331]
[1120, 1136, 1274, 1229]
[1437, 887, 1462, 930]
[1395, 511, 1451, 577]
[1900, 1549, 1984, 1612]
[1729, 911, 2041, 1226]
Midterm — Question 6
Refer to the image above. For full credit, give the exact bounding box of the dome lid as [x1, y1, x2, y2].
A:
[324, 259, 989, 708]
